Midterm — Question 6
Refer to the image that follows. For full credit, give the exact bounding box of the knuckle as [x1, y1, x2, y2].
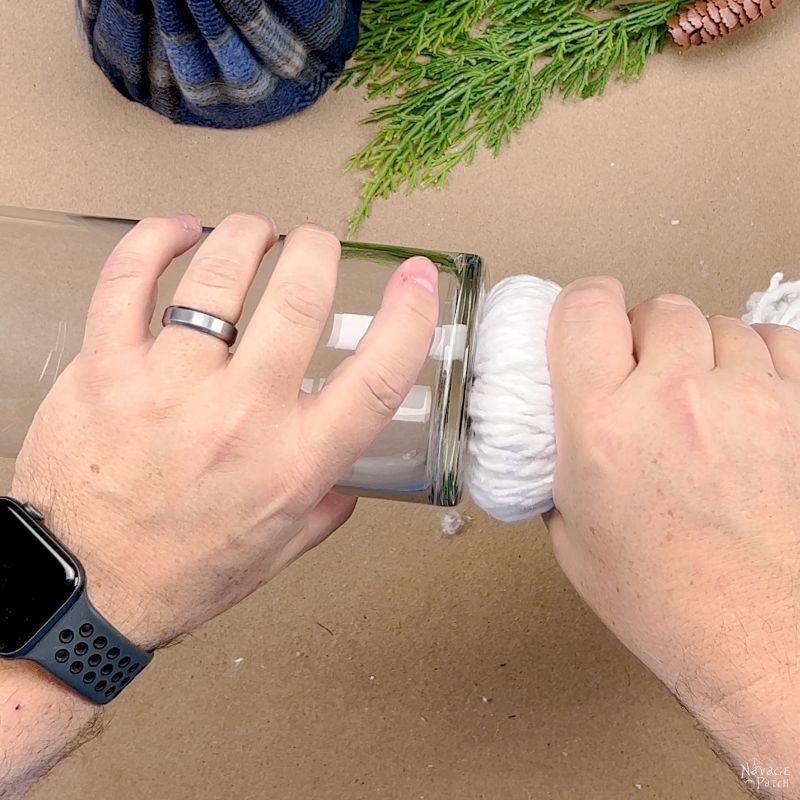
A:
[135, 216, 172, 233]
[563, 276, 623, 298]
[662, 373, 703, 408]
[100, 253, 148, 285]
[289, 224, 341, 254]
[572, 399, 622, 476]
[266, 433, 322, 512]
[226, 211, 258, 225]
[358, 362, 407, 417]
[649, 293, 696, 308]
[278, 462, 319, 511]
[140, 385, 184, 424]
[187, 255, 243, 292]
[762, 324, 800, 347]
[399, 293, 438, 329]
[709, 314, 746, 329]
[225, 211, 275, 234]
[274, 280, 329, 329]
[560, 283, 621, 317]
[578, 396, 614, 445]
[768, 323, 799, 337]
[72, 354, 114, 396]
[659, 375, 708, 441]
[630, 294, 697, 324]
[738, 378, 784, 421]
[206, 410, 251, 464]
[663, 374, 703, 400]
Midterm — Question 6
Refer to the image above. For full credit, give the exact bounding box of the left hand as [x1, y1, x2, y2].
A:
[12, 212, 439, 652]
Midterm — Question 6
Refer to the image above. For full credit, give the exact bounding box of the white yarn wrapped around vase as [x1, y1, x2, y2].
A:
[464, 272, 800, 524]
[465, 276, 561, 522]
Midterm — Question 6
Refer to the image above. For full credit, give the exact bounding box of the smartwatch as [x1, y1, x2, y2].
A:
[0, 496, 152, 704]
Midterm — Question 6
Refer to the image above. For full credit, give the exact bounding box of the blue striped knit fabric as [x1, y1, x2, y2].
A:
[75, 0, 362, 128]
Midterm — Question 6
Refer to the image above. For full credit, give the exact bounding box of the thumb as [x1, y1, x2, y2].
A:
[546, 277, 635, 414]
[303, 256, 440, 481]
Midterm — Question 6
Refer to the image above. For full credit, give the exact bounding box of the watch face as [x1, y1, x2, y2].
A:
[0, 498, 82, 656]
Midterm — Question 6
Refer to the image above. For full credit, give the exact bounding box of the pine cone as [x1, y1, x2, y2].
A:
[668, 0, 782, 47]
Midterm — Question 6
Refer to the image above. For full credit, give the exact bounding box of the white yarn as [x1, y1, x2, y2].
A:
[464, 272, 800, 524]
[440, 510, 470, 536]
[742, 272, 800, 327]
[465, 275, 562, 523]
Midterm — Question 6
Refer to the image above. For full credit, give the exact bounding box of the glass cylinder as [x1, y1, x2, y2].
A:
[0, 207, 484, 506]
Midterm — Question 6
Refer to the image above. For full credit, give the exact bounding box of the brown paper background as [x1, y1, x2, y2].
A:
[2, 3, 798, 798]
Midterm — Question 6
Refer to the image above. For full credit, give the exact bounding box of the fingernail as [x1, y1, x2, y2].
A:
[175, 213, 200, 232]
[404, 256, 439, 294]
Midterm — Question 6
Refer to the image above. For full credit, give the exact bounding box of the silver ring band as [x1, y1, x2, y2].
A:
[161, 306, 238, 347]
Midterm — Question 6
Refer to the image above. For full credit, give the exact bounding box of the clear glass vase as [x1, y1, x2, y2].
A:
[0, 207, 484, 506]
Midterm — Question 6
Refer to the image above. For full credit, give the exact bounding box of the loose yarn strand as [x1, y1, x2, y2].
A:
[742, 272, 800, 327]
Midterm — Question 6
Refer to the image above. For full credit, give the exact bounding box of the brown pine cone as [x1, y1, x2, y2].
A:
[668, 0, 782, 47]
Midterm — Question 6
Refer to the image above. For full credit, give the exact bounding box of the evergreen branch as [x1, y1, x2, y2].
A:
[340, 0, 682, 235]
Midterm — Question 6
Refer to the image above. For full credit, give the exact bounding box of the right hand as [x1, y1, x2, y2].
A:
[545, 278, 800, 788]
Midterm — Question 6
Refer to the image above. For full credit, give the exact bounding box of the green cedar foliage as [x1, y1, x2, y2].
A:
[339, 0, 683, 234]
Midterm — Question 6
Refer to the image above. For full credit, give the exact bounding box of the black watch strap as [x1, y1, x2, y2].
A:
[25, 593, 152, 705]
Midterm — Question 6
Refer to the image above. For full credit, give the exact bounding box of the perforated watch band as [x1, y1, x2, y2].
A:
[25, 593, 152, 705]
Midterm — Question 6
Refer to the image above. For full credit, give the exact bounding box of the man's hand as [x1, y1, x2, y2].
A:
[11, 212, 439, 651]
[2, 212, 438, 799]
[545, 278, 799, 796]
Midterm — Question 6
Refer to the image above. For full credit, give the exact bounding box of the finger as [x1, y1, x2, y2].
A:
[302, 256, 439, 479]
[84, 215, 202, 356]
[153, 212, 278, 372]
[752, 324, 800, 380]
[546, 277, 635, 411]
[629, 294, 714, 374]
[300, 492, 358, 553]
[230, 224, 339, 404]
[708, 316, 776, 374]
[272, 493, 358, 573]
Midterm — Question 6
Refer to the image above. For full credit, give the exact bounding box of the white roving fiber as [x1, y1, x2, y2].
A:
[464, 272, 800, 524]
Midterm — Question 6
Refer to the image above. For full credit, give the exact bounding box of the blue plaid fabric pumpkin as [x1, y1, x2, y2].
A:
[76, 0, 362, 128]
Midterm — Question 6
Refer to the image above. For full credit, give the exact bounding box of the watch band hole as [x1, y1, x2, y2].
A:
[128, 663, 140, 673]
[95, 680, 107, 692]
[104, 687, 115, 697]
[74, 642, 89, 656]
[58, 629, 74, 644]
[69, 661, 84, 674]
[111, 671, 123, 683]
[107, 647, 120, 660]
[118, 656, 131, 668]
[55, 649, 69, 663]
[100, 664, 113, 676]
[83, 671, 96, 684]
[88, 654, 102, 667]
[79, 623, 94, 638]
[93, 636, 108, 650]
